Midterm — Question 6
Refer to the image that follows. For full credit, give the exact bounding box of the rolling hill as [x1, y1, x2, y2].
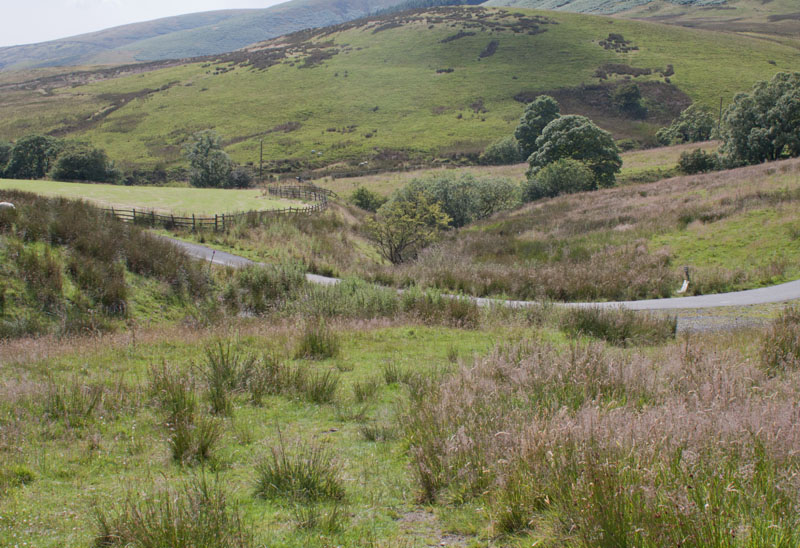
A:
[0, 0, 405, 71]
[483, 0, 800, 41]
[0, 6, 798, 172]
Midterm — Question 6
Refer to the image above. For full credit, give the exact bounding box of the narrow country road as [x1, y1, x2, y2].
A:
[165, 236, 800, 311]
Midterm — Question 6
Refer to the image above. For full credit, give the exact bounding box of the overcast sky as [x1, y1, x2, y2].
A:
[0, 0, 287, 48]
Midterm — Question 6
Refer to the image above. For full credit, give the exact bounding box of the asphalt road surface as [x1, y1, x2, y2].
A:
[164, 236, 800, 311]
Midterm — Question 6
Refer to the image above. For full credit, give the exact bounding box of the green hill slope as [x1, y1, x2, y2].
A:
[482, 0, 800, 41]
[0, 6, 798, 171]
[0, 0, 405, 71]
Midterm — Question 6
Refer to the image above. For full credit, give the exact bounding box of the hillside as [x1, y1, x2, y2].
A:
[0, 6, 798, 171]
[0, 0, 404, 71]
[483, 0, 800, 40]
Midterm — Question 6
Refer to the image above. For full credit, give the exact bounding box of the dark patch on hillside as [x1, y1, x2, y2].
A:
[479, 40, 499, 58]
[513, 81, 691, 143]
[767, 12, 800, 22]
[599, 33, 637, 53]
[441, 30, 476, 42]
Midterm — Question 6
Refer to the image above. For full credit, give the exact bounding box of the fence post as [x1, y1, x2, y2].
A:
[222, 213, 225, 231]
[215, 214, 218, 231]
[132, 209, 136, 223]
[111, 206, 115, 219]
[192, 214, 196, 231]
[151, 210, 155, 226]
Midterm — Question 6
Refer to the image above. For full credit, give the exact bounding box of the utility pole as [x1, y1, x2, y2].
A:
[717, 97, 723, 138]
[259, 140, 263, 180]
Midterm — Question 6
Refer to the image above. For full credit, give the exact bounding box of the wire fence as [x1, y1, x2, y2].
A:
[104, 184, 328, 231]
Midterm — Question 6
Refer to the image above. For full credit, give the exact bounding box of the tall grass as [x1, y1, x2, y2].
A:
[403, 336, 800, 544]
[561, 306, 677, 346]
[294, 319, 340, 360]
[95, 476, 252, 548]
[254, 438, 345, 503]
[761, 306, 800, 375]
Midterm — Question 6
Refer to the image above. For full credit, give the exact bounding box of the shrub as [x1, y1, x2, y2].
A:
[761, 307, 800, 375]
[560, 306, 677, 346]
[294, 319, 341, 360]
[51, 145, 119, 183]
[523, 158, 596, 201]
[678, 148, 719, 174]
[95, 476, 252, 548]
[254, 440, 345, 502]
[479, 135, 522, 165]
[350, 186, 387, 212]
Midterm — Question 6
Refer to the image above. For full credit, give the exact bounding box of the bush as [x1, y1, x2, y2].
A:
[350, 186, 387, 212]
[761, 307, 800, 375]
[254, 441, 345, 502]
[523, 158, 596, 202]
[4, 135, 62, 179]
[479, 135, 522, 165]
[95, 476, 252, 548]
[678, 148, 719, 174]
[51, 145, 119, 183]
[560, 306, 677, 346]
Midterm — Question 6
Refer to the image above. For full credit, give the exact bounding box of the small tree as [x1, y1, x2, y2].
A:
[514, 95, 560, 160]
[524, 158, 595, 201]
[656, 104, 714, 145]
[529, 115, 622, 188]
[5, 135, 62, 179]
[479, 135, 522, 165]
[721, 72, 800, 166]
[612, 83, 647, 119]
[183, 130, 234, 188]
[350, 186, 387, 212]
[365, 193, 450, 264]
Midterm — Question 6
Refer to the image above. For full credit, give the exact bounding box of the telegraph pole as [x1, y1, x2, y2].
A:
[259, 140, 263, 179]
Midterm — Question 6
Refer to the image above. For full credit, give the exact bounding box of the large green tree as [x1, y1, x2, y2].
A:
[721, 72, 800, 165]
[4, 135, 62, 179]
[183, 130, 234, 188]
[656, 104, 714, 145]
[528, 115, 622, 188]
[514, 95, 560, 160]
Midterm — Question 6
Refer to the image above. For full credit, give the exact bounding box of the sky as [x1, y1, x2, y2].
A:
[0, 0, 287, 48]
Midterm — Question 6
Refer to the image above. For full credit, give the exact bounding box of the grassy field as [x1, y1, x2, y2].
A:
[0, 179, 300, 214]
[0, 7, 797, 171]
[2, 301, 800, 546]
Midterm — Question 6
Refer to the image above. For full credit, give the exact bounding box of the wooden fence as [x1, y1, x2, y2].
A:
[104, 184, 328, 231]
[266, 184, 334, 201]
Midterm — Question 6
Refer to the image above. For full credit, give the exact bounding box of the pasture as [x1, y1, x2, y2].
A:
[0, 179, 301, 214]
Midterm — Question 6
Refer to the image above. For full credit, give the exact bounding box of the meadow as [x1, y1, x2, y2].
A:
[0, 179, 300, 215]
